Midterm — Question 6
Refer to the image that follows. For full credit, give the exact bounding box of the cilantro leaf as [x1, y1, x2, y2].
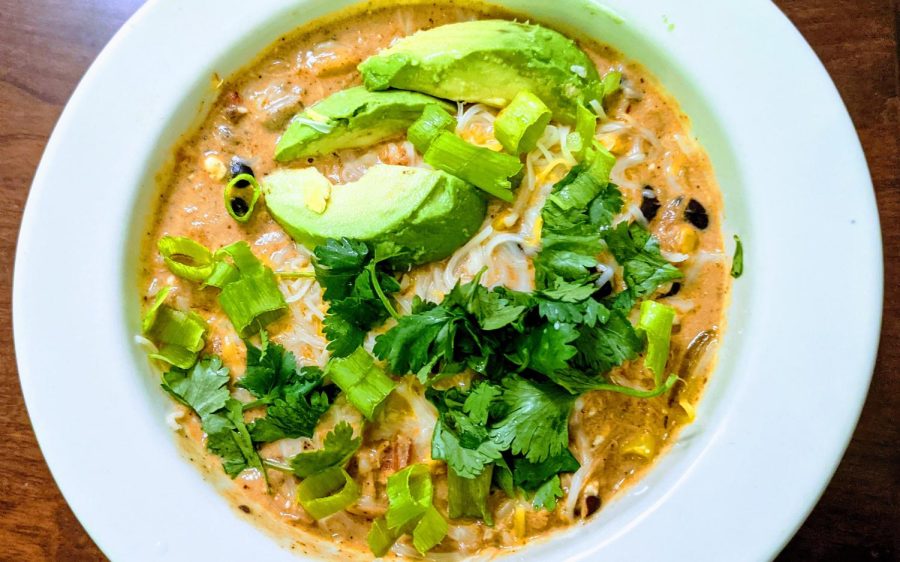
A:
[314, 238, 401, 357]
[463, 382, 502, 425]
[531, 475, 564, 511]
[374, 301, 464, 376]
[534, 148, 621, 289]
[510, 323, 580, 377]
[248, 387, 331, 443]
[490, 376, 575, 463]
[432, 418, 505, 479]
[161, 356, 230, 419]
[604, 222, 682, 303]
[202, 398, 265, 478]
[512, 449, 580, 491]
[289, 421, 361, 477]
[573, 308, 643, 374]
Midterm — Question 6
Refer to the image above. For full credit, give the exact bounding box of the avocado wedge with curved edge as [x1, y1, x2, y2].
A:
[262, 165, 486, 266]
[274, 87, 454, 162]
[358, 20, 602, 125]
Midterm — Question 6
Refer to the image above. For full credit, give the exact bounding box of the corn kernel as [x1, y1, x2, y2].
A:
[492, 210, 518, 230]
[676, 224, 700, 253]
[525, 216, 543, 248]
[203, 156, 227, 181]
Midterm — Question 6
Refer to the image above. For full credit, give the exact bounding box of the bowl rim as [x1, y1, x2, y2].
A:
[13, 0, 882, 560]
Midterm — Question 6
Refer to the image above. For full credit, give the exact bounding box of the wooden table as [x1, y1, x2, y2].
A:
[1, 0, 896, 559]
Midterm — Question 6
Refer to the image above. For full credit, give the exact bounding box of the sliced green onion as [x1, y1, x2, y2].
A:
[142, 288, 207, 369]
[296, 466, 360, 519]
[448, 465, 494, 525]
[385, 464, 433, 530]
[601, 70, 622, 99]
[566, 104, 598, 162]
[731, 234, 744, 278]
[214, 242, 287, 337]
[423, 131, 522, 202]
[203, 260, 239, 288]
[224, 173, 261, 223]
[412, 505, 448, 554]
[408, 104, 457, 154]
[158, 236, 214, 282]
[494, 91, 552, 155]
[637, 300, 676, 384]
[326, 348, 396, 420]
[218, 269, 286, 338]
[367, 517, 401, 558]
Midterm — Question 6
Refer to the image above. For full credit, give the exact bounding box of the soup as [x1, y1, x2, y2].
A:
[137, 1, 731, 559]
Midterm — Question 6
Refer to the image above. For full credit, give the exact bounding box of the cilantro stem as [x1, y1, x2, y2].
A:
[368, 266, 399, 320]
[275, 270, 316, 279]
[591, 373, 678, 398]
[263, 459, 295, 474]
[241, 398, 271, 411]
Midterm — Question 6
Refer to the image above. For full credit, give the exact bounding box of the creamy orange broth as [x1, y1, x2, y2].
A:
[139, 1, 728, 558]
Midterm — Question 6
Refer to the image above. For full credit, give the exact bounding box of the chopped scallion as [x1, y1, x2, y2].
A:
[494, 91, 552, 155]
[385, 464, 433, 530]
[325, 348, 396, 420]
[142, 287, 207, 369]
[423, 132, 522, 202]
[637, 300, 676, 384]
[296, 466, 360, 519]
[215, 241, 287, 337]
[157, 236, 214, 282]
[447, 465, 494, 525]
[566, 104, 598, 161]
[412, 505, 449, 554]
[224, 173, 261, 223]
[408, 105, 457, 154]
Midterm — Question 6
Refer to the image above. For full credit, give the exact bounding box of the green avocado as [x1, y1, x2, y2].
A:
[262, 165, 486, 265]
[274, 87, 453, 162]
[358, 20, 602, 125]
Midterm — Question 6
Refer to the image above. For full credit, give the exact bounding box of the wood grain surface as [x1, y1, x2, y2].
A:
[0, 0, 897, 560]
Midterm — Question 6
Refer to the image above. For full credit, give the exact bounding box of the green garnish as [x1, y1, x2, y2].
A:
[368, 464, 448, 556]
[313, 238, 401, 358]
[532, 143, 618, 289]
[157, 236, 215, 282]
[494, 90, 552, 154]
[237, 334, 332, 443]
[731, 234, 744, 278]
[142, 287, 208, 369]
[422, 131, 523, 202]
[289, 421, 361, 478]
[605, 222, 683, 310]
[566, 104, 598, 161]
[216, 241, 287, 338]
[224, 173, 261, 223]
[297, 466, 360, 519]
[448, 465, 494, 524]
[531, 474, 564, 511]
[408, 104, 458, 153]
[162, 356, 265, 479]
[325, 347, 396, 420]
[637, 300, 676, 383]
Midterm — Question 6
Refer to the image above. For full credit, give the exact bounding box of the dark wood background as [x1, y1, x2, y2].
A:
[1, 0, 896, 559]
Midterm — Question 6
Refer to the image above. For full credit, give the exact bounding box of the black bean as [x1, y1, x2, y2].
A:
[585, 495, 602, 517]
[640, 186, 661, 221]
[230, 158, 254, 180]
[230, 197, 250, 217]
[684, 199, 709, 230]
[596, 280, 613, 299]
[661, 282, 681, 298]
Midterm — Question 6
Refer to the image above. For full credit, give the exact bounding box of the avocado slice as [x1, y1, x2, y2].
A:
[262, 165, 486, 265]
[358, 20, 602, 125]
[274, 87, 453, 162]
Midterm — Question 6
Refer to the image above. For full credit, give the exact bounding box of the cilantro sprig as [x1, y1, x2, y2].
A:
[313, 238, 402, 357]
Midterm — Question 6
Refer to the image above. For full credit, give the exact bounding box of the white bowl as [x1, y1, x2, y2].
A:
[13, 0, 882, 560]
